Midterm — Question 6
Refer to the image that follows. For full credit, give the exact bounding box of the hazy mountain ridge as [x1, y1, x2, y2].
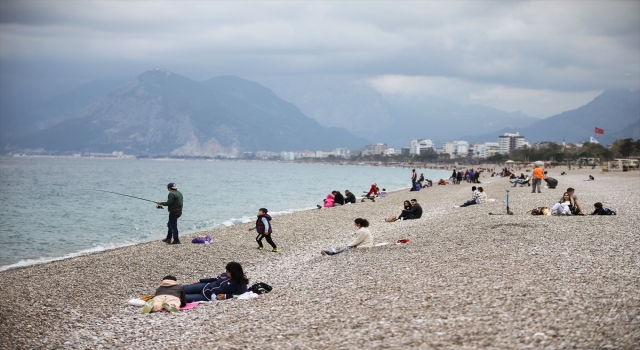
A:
[461, 89, 640, 145]
[4, 70, 369, 155]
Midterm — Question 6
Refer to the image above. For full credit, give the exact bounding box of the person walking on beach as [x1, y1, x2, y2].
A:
[158, 183, 183, 244]
[248, 208, 279, 252]
[531, 165, 544, 193]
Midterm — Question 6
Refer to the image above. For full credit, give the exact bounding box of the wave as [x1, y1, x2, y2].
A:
[0, 241, 140, 272]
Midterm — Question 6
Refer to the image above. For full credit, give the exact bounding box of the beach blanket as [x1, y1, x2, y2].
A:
[157, 302, 199, 312]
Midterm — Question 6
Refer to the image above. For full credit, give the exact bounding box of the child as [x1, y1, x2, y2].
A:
[590, 202, 616, 215]
[248, 208, 279, 252]
[142, 275, 186, 313]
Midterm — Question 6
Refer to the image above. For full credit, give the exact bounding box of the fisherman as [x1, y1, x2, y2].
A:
[158, 183, 183, 244]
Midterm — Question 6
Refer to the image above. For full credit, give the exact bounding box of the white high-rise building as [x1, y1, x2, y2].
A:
[499, 132, 526, 154]
[453, 141, 469, 157]
[472, 142, 500, 158]
[410, 139, 434, 155]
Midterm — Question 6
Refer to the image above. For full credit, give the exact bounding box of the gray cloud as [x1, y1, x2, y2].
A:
[0, 0, 638, 117]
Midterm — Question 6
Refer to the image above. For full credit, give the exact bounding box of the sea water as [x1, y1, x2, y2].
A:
[0, 157, 447, 270]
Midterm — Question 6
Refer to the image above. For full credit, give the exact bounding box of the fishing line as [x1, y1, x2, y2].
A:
[83, 189, 164, 209]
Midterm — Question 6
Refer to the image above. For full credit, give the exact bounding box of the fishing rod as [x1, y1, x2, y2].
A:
[84, 189, 164, 209]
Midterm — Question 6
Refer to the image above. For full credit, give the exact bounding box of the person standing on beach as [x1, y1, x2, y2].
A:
[158, 183, 183, 244]
[411, 169, 417, 189]
[531, 165, 544, 193]
[248, 208, 279, 252]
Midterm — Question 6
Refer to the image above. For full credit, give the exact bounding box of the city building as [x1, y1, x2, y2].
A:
[471, 142, 500, 158]
[498, 132, 526, 154]
[357, 143, 387, 156]
[410, 139, 434, 156]
[401, 147, 411, 156]
[315, 148, 351, 158]
[280, 151, 295, 161]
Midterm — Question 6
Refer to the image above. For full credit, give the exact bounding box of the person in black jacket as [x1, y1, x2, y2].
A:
[142, 275, 186, 313]
[333, 191, 345, 206]
[397, 199, 422, 220]
[344, 190, 356, 204]
[183, 262, 249, 302]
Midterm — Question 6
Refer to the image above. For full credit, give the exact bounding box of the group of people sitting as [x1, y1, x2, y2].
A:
[385, 198, 423, 222]
[454, 186, 486, 208]
[318, 190, 356, 208]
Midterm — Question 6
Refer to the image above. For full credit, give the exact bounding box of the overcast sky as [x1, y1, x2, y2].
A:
[1, 0, 638, 117]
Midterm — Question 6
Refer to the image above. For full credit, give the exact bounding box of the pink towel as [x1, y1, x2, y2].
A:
[157, 302, 199, 312]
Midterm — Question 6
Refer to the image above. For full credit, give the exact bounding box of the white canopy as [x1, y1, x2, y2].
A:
[505, 160, 515, 163]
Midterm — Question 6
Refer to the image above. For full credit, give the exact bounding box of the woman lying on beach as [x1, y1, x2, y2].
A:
[322, 218, 373, 256]
[183, 262, 249, 302]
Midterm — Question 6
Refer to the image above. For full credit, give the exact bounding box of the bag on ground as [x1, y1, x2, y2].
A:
[249, 282, 273, 295]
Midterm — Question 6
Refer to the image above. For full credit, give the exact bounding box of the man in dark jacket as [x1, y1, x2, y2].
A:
[158, 182, 183, 244]
[333, 191, 345, 205]
[398, 199, 422, 220]
[344, 190, 356, 204]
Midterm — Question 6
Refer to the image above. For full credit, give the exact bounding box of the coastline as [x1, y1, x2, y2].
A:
[2, 166, 639, 348]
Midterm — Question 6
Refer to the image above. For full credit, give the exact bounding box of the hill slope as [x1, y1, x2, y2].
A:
[5, 70, 368, 155]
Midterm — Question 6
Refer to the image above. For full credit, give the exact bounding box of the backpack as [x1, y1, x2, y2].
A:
[248, 282, 273, 295]
[530, 207, 548, 216]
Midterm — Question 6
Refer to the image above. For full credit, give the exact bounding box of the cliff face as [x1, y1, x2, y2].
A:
[6, 70, 368, 155]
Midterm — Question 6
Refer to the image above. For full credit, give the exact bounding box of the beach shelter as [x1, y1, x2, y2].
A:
[534, 161, 544, 167]
[505, 160, 515, 164]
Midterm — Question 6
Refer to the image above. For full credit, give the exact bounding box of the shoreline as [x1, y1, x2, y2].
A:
[3, 165, 638, 348]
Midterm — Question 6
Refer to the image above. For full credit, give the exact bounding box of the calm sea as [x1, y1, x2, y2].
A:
[0, 157, 447, 270]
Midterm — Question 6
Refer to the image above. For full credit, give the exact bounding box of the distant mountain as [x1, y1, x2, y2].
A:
[256, 75, 539, 147]
[378, 95, 539, 147]
[4, 70, 368, 155]
[0, 78, 128, 139]
[255, 75, 394, 137]
[462, 89, 640, 145]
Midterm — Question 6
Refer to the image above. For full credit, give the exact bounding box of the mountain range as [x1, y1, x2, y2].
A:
[2, 70, 368, 155]
[2, 70, 638, 156]
[462, 89, 640, 145]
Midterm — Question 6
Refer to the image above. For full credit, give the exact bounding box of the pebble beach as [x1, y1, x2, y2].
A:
[2, 167, 639, 349]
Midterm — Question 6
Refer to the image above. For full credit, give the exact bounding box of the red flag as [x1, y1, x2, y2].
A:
[595, 127, 604, 134]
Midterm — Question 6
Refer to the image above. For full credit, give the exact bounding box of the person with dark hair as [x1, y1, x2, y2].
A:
[183, 262, 249, 302]
[584, 175, 595, 181]
[590, 202, 616, 215]
[566, 188, 584, 214]
[397, 199, 422, 220]
[456, 171, 463, 184]
[544, 176, 558, 189]
[248, 208, 278, 252]
[344, 190, 356, 204]
[411, 169, 417, 190]
[333, 191, 345, 206]
[322, 218, 373, 255]
[142, 275, 186, 313]
[158, 182, 183, 244]
[454, 187, 485, 208]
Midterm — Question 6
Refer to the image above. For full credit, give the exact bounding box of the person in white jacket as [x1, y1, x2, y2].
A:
[322, 218, 373, 255]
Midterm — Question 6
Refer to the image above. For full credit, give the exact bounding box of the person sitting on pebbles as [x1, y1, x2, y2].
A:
[142, 275, 186, 313]
[183, 262, 249, 302]
[322, 218, 373, 256]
